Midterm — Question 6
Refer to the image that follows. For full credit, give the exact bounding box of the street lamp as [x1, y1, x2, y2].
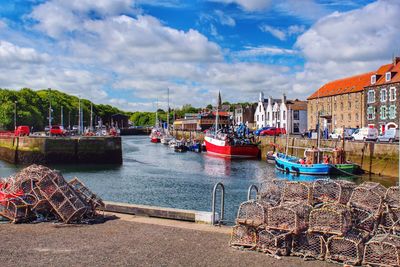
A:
[14, 101, 17, 130]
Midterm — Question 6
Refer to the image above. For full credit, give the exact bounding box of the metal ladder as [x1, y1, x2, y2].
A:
[211, 182, 225, 226]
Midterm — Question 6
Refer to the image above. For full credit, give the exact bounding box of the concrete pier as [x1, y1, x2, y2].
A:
[0, 136, 122, 165]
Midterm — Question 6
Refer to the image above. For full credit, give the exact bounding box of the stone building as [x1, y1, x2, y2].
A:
[234, 103, 256, 128]
[364, 57, 400, 133]
[307, 72, 372, 132]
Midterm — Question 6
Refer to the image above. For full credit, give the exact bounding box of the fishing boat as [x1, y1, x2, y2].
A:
[330, 162, 360, 174]
[174, 141, 188, 153]
[161, 135, 173, 145]
[275, 153, 331, 175]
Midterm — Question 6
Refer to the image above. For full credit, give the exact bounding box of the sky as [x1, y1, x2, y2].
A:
[0, 0, 399, 111]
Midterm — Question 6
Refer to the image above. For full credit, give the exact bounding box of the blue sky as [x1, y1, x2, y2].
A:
[0, 0, 398, 111]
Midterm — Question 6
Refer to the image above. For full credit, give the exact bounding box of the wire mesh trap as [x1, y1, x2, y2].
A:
[0, 197, 34, 223]
[291, 232, 328, 260]
[230, 225, 257, 248]
[281, 181, 313, 205]
[256, 229, 292, 256]
[349, 182, 386, 215]
[258, 179, 285, 207]
[267, 202, 312, 234]
[363, 234, 400, 267]
[312, 179, 355, 205]
[379, 206, 400, 234]
[309, 203, 352, 235]
[326, 229, 369, 265]
[68, 178, 105, 216]
[385, 186, 400, 209]
[351, 206, 379, 233]
[236, 200, 266, 227]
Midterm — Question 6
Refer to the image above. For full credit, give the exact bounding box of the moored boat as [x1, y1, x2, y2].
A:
[275, 153, 331, 175]
[204, 135, 260, 158]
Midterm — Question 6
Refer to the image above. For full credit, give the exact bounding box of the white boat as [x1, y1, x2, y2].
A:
[168, 138, 177, 148]
[161, 135, 173, 145]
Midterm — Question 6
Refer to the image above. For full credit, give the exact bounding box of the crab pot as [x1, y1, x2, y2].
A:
[349, 182, 386, 215]
[230, 225, 257, 248]
[0, 198, 33, 223]
[363, 234, 400, 267]
[351, 206, 379, 233]
[258, 179, 285, 207]
[291, 232, 328, 260]
[37, 174, 88, 223]
[267, 202, 312, 234]
[309, 203, 352, 235]
[256, 229, 292, 256]
[326, 229, 368, 265]
[236, 200, 266, 227]
[379, 206, 400, 233]
[68, 178, 105, 216]
[312, 179, 355, 205]
[282, 181, 313, 205]
[385, 186, 400, 208]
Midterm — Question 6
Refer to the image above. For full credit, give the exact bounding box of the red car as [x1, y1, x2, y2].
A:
[50, 125, 65, 136]
[260, 127, 286, 136]
[14, 126, 30, 136]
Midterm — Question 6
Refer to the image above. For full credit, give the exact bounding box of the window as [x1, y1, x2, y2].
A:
[380, 106, 387, 120]
[341, 114, 344, 121]
[367, 106, 375, 120]
[355, 113, 359, 121]
[348, 113, 351, 121]
[283, 110, 286, 120]
[293, 122, 300, 133]
[389, 105, 397, 119]
[390, 87, 396, 101]
[380, 88, 387, 102]
[371, 75, 376, 84]
[257, 115, 259, 121]
[259, 105, 261, 112]
[267, 112, 270, 121]
[293, 110, 299, 120]
[348, 101, 351, 109]
[262, 115, 264, 121]
[367, 90, 375, 103]
[386, 72, 391, 82]
[340, 102, 344, 109]
[334, 102, 337, 110]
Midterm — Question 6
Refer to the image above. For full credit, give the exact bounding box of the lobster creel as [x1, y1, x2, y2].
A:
[230, 225, 257, 248]
[256, 229, 292, 256]
[363, 234, 400, 267]
[267, 202, 312, 234]
[308, 203, 352, 235]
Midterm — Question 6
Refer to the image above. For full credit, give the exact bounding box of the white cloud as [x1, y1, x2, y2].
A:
[293, 0, 400, 96]
[214, 10, 236, 27]
[275, 0, 329, 21]
[210, 0, 272, 12]
[0, 40, 50, 64]
[235, 46, 297, 57]
[259, 25, 286, 41]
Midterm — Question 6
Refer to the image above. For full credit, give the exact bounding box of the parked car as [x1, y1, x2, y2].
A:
[377, 128, 399, 143]
[50, 125, 65, 136]
[14, 126, 30, 136]
[254, 126, 271, 136]
[44, 126, 50, 132]
[330, 128, 357, 140]
[260, 127, 286, 136]
[351, 127, 378, 141]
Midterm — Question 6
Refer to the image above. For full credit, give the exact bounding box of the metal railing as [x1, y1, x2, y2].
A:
[247, 184, 259, 201]
[211, 182, 225, 226]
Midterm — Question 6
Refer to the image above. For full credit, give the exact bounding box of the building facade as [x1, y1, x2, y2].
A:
[307, 72, 372, 132]
[234, 104, 256, 127]
[255, 92, 307, 134]
[364, 57, 400, 133]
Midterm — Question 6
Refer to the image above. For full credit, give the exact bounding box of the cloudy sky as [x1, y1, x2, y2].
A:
[0, 0, 399, 111]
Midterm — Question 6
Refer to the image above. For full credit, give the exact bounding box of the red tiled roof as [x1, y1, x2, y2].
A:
[373, 58, 400, 85]
[211, 111, 230, 116]
[308, 72, 374, 100]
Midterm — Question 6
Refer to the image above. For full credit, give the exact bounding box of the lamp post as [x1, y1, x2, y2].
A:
[14, 101, 17, 130]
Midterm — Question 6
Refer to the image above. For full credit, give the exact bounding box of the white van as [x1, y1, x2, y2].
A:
[351, 127, 378, 141]
[377, 128, 399, 143]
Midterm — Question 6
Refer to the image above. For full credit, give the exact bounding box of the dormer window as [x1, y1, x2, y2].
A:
[386, 72, 391, 82]
[371, 75, 376, 84]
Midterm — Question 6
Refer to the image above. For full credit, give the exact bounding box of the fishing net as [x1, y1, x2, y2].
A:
[309, 203, 352, 235]
[258, 179, 285, 207]
[281, 181, 313, 205]
[326, 229, 368, 265]
[267, 202, 312, 234]
[385, 186, 400, 208]
[291, 232, 329, 260]
[256, 229, 292, 256]
[349, 182, 385, 215]
[230, 225, 257, 248]
[363, 234, 400, 267]
[236, 200, 266, 227]
[312, 179, 355, 205]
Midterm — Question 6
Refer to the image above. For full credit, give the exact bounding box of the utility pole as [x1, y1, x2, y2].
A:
[78, 96, 81, 134]
[48, 88, 52, 129]
[61, 106, 64, 127]
[167, 88, 170, 130]
[14, 101, 17, 130]
[90, 102, 93, 132]
[68, 111, 71, 130]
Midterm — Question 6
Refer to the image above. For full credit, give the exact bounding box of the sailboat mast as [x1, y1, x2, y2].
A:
[155, 99, 158, 127]
[215, 105, 219, 137]
[167, 88, 170, 129]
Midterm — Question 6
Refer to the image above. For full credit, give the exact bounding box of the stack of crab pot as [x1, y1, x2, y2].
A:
[230, 179, 400, 266]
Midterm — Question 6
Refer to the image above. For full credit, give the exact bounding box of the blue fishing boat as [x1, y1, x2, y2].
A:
[275, 153, 331, 175]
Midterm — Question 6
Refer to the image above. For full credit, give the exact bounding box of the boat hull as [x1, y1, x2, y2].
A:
[275, 154, 331, 175]
[331, 163, 359, 174]
[204, 136, 260, 158]
[150, 137, 160, 143]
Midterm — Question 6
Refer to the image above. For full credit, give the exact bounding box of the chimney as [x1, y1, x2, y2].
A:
[282, 93, 287, 104]
[259, 92, 264, 102]
[394, 56, 400, 66]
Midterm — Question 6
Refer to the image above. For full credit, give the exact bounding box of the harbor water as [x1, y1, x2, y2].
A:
[0, 135, 396, 223]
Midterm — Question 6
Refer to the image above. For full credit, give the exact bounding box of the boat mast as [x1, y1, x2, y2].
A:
[155, 98, 158, 127]
[215, 93, 219, 137]
[167, 88, 170, 131]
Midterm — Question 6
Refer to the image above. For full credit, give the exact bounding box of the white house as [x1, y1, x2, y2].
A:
[254, 92, 308, 134]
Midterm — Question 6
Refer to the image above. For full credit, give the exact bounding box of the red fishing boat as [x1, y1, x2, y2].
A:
[204, 135, 260, 158]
